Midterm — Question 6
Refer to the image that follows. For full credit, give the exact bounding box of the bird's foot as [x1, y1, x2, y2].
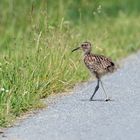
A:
[89, 98, 93, 101]
[105, 98, 111, 102]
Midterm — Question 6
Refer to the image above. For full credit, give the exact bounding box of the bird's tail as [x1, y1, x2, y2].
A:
[108, 62, 118, 73]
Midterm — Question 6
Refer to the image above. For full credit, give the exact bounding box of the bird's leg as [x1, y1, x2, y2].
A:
[100, 80, 110, 101]
[90, 78, 100, 101]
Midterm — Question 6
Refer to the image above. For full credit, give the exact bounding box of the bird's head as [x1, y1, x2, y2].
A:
[72, 41, 92, 54]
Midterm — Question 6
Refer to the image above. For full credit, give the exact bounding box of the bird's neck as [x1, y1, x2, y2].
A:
[84, 52, 91, 55]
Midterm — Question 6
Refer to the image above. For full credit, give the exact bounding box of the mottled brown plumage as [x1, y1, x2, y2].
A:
[84, 54, 115, 78]
[72, 41, 116, 101]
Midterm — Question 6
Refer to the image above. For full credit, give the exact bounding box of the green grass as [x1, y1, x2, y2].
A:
[0, 0, 140, 127]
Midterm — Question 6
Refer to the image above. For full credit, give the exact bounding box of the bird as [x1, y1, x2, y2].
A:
[72, 41, 116, 101]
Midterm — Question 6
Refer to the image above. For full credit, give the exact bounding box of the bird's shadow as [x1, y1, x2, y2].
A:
[81, 98, 115, 102]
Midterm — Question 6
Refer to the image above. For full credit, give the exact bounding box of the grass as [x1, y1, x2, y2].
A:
[0, 0, 140, 127]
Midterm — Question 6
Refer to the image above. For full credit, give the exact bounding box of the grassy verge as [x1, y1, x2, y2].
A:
[0, 0, 140, 127]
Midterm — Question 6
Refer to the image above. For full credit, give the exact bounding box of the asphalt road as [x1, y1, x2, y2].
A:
[1, 52, 140, 140]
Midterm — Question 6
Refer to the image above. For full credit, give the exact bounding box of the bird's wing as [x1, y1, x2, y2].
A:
[95, 54, 115, 69]
[84, 54, 115, 72]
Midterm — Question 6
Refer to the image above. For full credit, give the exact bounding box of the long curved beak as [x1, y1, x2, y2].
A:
[71, 47, 80, 52]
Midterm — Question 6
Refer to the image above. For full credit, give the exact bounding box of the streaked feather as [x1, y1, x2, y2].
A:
[84, 54, 115, 77]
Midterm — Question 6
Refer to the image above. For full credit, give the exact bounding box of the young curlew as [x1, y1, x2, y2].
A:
[72, 41, 116, 101]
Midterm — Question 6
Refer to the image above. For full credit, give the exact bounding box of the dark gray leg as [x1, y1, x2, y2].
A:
[90, 79, 100, 101]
